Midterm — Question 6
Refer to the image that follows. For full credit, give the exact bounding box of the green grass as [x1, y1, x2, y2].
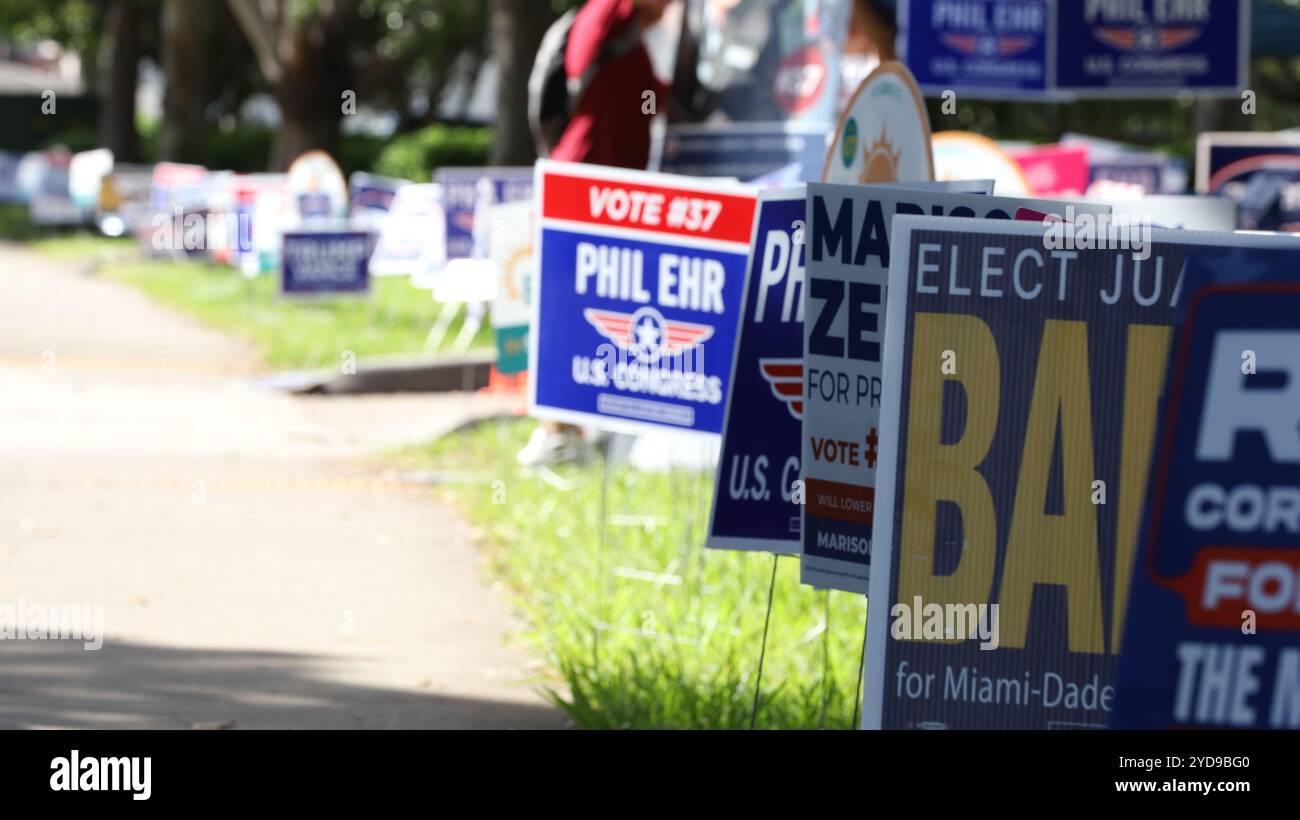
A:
[29, 236, 491, 370]
[392, 419, 870, 729]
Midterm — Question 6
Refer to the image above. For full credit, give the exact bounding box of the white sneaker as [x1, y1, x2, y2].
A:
[517, 426, 585, 467]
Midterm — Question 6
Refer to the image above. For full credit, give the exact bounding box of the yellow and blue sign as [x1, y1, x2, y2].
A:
[863, 218, 1299, 729]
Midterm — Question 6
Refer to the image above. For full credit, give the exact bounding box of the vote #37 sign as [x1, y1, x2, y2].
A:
[530, 161, 756, 434]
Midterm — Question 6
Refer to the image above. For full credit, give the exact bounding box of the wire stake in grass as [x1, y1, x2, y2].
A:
[749, 552, 780, 730]
[850, 600, 868, 730]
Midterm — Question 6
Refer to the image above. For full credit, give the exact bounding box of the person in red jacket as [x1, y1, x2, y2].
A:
[550, 0, 671, 169]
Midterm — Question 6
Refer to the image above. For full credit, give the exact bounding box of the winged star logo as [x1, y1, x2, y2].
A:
[940, 33, 1036, 59]
[584, 306, 714, 363]
[758, 358, 803, 420]
[1094, 26, 1201, 53]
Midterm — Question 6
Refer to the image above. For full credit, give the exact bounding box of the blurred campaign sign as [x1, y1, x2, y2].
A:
[823, 62, 933, 185]
[0, 150, 22, 203]
[1007, 143, 1089, 197]
[286, 150, 349, 222]
[899, 0, 1052, 97]
[25, 150, 81, 226]
[671, 0, 849, 126]
[1106, 195, 1237, 232]
[663, 0, 849, 180]
[862, 217, 1299, 729]
[348, 171, 408, 234]
[281, 231, 371, 297]
[708, 189, 807, 553]
[488, 199, 534, 375]
[1112, 249, 1300, 729]
[800, 186, 1107, 594]
[69, 148, 113, 213]
[369, 183, 446, 277]
[96, 163, 155, 238]
[1055, 0, 1249, 96]
[531, 160, 756, 435]
[1197, 131, 1300, 232]
[932, 131, 1031, 195]
[434, 167, 532, 261]
[661, 122, 829, 184]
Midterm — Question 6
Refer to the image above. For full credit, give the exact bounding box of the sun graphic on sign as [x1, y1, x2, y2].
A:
[858, 125, 902, 184]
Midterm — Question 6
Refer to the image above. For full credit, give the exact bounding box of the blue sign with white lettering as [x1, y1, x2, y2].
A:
[1056, 0, 1248, 95]
[530, 162, 756, 435]
[1113, 247, 1300, 730]
[901, 0, 1051, 96]
[660, 123, 829, 184]
[281, 231, 371, 296]
[708, 192, 806, 552]
[434, 167, 533, 261]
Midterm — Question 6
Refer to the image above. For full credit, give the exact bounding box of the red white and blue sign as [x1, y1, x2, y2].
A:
[1056, 0, 1249, 96]
[530, 161, 756, 435]
[708, 190, 806, 553]
[900, 0, 1052, 97]
[434, 167, 533, 261]
[1113, 248, 1300, 730]
[281, 231, 371, 296]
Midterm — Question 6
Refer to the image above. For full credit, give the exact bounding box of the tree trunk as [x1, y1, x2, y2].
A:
[99, 0, 141, 161]
[489, 0, 557, 165]
[266, 17, 353, 170]
[161, 0, 210, 163]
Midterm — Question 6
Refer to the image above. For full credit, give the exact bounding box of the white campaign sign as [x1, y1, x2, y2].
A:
[821, 61, 933, 186]
[799, 184, 1111, 594]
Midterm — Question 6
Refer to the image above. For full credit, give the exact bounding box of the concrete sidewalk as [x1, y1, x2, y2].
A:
[0, 243, 561, 729]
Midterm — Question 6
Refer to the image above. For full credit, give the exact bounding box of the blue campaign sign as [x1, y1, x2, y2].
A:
[1197, 132, 1300, 231]
[708, 190, 806, 553]
[900, 0, 1051, 97]
[1112, 250, 1300, 729]
[281, 231, 371, 296]
[530, 161, 757, 435]
[434, 167, 532, 261]
[1056, 0, 1249, 95]
[660, 123, 829, 184]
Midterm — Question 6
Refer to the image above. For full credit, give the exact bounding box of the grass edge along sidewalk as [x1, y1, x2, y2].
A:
[27, 235, 491, 371]
[391, 418, 870, 730]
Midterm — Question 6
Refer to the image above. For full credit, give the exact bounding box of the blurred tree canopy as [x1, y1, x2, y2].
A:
[3, 0, 1298, 174]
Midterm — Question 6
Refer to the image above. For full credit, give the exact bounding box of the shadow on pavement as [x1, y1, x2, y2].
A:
[0, 640, 566, 730]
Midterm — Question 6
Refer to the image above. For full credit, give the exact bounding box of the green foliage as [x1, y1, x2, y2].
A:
[372, 125, 493, 182]
[394, 421, 869, 729]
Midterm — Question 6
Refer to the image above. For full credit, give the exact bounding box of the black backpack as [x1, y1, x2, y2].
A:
[528, 7, 645, 157]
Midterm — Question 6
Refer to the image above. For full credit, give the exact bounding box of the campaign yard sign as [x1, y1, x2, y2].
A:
[434, 167, 533, 261]
[1113, 249, 1300, 730]
[900, 0, 1052, 98]
[660, 122, 829, 184]
[1055, 0, 1249, 96]
[708, 190, 807, 553]
[1197, 131, 1300, 232]
[862, 217, 1300, 729]
[799, 186, 1108, 594]
[709, 181, 997, 555]
[530, 160, 756, 436]
[281, 231, 371, 297]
